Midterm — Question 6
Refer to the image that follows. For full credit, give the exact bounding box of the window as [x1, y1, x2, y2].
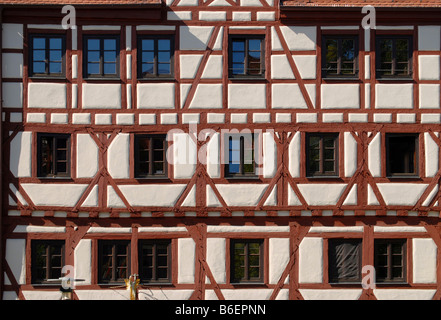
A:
[139, 240, 171, 284]
[328, 239, 362, 283]
[29, 34, 65, 77]
[229, 35, 265, 78]
[98, 240, 130, 284]
[84, 35, 120, 78]
[230, 239, 263, 283]
[37, 133, 70, 178]
[322, 35, 358, 78]
[138, 35, 174, 78]
[31, 240, 65, 284]
[134, 135, 167, 178]
[306, 133, 339, 177]
[374, 239, 407, 283]
[386, 133, 418, 177]
[224, 133, 257, 178]
[376, 36, 412, 78]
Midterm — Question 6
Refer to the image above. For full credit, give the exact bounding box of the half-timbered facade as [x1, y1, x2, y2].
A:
[2, 0, 441, 300]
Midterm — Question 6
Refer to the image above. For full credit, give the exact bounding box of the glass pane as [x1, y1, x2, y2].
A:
[380, 39, 393, 63]
[33, 38, 46, 49]
[158, 63, 171, 75]
[392, 267, 402, 278]
[88, 39, 100, 51]
[40, 136, 53, 175]
[104, 63, 116, 75]
[157, 268, 168, 279]
[324, 160, 335, 172]
[33, 62, 46, 74]
[232, 40, 245, 51]
[248, 39, 261, 51]
[341, 39, 355, 61]
[50, 38, 62, 50]
[56, 161, 67, 173]
[325, 39, 338, 68]
[158, 51, 170, 63]
[104, 39, 116, 51]
[33, 49, 46, 61]
[142, 63, 154, 75]
[104, 51, 117, 63]
[88, 63, 100, 75]
[101, 256, 113, 281]
[88, 51, 100, 63]
[142, 39, 154, 51]
[248, 267, 260, 279]
[49, 62, 62, 74]
[142, 52, 155, 63]
[50, 50, 62, 62]
[158, 39, 170, 51]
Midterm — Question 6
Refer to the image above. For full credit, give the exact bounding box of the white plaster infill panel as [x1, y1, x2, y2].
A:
[269, 238, 290, 284]
[299, 237, 323, 283]
[271, 55, 295, 79]
[76, 134, 99, 178]
[2, 53, 23, 78]
[419, 55, 440, 80]
[2, 24, 23, 49]
[425, 132, 439, 177]
[10, 131, 32, 178]
[214, 184, 268, 206]
[107, 133, 130, 179]
[201, 54, 223, 79]
[118, 185, 187, 207]
[207, 225, 290, 233]
[206, 238, 226, 284]
[178, 238, 196, 284]
[418, 26, 441, 51]
[376, 183, 428, 206]
[21, 184, 88, 207]
[272, 84, 307, 109]
[321, 84, 360, 109]
[137, 83, 175, 109]
[228, 84, 266, 109]
[373, 289, 436, 300]
[74, 239, 92, 285]
[412, 238, 437, 284]
[279, 26, 316, 51]
[179, 26, 214, 50]
[375, 84, 413, 109]
[82, 83, 121, 109]
[189, 84, 223, 109]
[27, 83, 67, 108]
[3, 82, 23, 108]
[300, 289, 363, 300]
[6, 239, 26, 285]
[297, 184, 347, 206]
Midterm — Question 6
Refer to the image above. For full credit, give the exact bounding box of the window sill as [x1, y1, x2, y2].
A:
[83, 77, 121, 81]
[137, 77, 176, 82]
[29, 76, 67, 80]
[375, 77, 414, 81]
[228, 76, 267, 81]
[322, 77, 360, 81]
[225, 175, 261, 181]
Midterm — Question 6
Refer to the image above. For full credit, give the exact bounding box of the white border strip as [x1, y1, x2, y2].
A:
[207, 225, 290, 233]
[309, 226, 364, 233]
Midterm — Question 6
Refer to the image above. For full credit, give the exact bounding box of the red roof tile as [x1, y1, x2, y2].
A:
[282, 0, 441, 7]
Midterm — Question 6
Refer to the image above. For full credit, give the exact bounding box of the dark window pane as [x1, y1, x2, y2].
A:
[158, 39, 170, 51]
[104, 39, 116, 50]
[88, 39, 100, 50]
[329, 239, 361, 283]
[387, 134, 417, 175]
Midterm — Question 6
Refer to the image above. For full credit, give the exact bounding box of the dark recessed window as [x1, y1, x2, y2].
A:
[376, 36, 412, 78]
[306, 133, 339, 177]
[98, 240, 130, 284]
[31, 240, 65, 284]
[84, 35, 120, 78]
[386, 133, 418, 177]
[328, 239, 362, 283]
[230, 239, 263, 284]
[224, 133, 256, 178]
[138, 35, 174, 78]
[229, 35, 265, 78]
[374, 239, 407, 283]
[37, 133, 70, 178]
[134, 135, 167, 178]
[29, 34, 65, 77]
[322, 35, 358, 78]
[139, 240, 171, 284]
